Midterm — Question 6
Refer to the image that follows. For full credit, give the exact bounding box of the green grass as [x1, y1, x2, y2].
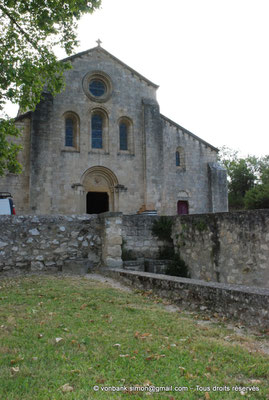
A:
[0, 275, 268, 399]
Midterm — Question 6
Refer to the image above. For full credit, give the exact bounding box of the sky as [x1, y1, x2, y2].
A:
[7, 0, 269, 157]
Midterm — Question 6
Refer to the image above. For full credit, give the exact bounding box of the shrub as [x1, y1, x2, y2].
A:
[158, 246, 175, 259]
[165, 252, 190, 278]
[152, 216, 173, 241]
[244, 184, 269, 209]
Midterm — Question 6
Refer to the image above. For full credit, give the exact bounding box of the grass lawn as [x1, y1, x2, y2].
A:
[0, 275, 268, 399]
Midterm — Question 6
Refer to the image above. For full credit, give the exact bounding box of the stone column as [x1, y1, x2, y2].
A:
[100, 212, 123, 268]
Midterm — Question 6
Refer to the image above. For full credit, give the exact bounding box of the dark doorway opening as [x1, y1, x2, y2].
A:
[177, 200, 189, 215]
[87, 192, 109, 214]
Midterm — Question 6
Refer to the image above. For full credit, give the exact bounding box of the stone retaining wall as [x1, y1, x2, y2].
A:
[100, 268, 269, 329]
[172, 210, 269, 288]
[1, 210, 269, 289]
[0, 215, 102, 272]
[122, 215, 168, 258]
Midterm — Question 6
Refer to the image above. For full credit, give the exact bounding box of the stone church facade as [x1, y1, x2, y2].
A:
[1, 44, 228, 215]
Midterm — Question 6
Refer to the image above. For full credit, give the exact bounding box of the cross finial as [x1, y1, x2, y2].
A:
[96, 38, 102, 47]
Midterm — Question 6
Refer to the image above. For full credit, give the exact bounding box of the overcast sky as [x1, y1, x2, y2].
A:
[8, 0, 269, 157]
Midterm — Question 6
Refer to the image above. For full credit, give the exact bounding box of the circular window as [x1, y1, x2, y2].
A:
[89, 79, 106, 97]
[83, 71, 112, 103]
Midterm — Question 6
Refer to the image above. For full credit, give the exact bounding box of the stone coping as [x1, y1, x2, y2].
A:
[0, 214, 98, 222]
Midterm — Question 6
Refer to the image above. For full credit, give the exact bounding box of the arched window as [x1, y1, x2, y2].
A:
[118, 117, 134, 154]
[176, 151, 180, 166]
[63, 112, 80, 150]
[119, 122, 128, 150]
[175, 146, 185, 169]
[91, 114, 103, 149]
[65, 118, 74, 147]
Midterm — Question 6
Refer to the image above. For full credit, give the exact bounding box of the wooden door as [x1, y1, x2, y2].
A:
[177, 201, 189, 215]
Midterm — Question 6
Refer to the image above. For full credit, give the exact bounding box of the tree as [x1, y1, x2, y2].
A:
[0, 0, 101, 176]
[244, 184, 269, 209]
[219, 146, 269, 210]
[219, 146, 256, 209]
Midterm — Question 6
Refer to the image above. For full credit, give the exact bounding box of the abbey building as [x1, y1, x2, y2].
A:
[1, 44, 228, 215]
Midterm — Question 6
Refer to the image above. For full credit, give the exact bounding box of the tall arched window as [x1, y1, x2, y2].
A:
[176, 151, 180, 166]
[65, 118, 74, 147]
[118, 117, 134, 154]
[175, 146, 185, 169]
[63, 112, 80, 150]
[91, 114, 103, 149]
[119, 122, 128, 150]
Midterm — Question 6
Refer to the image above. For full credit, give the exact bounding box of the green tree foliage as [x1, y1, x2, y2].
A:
[259, 155, 269, 185]
[244, 184, 269, 209]
[219, 146, 269, 210]
[0, 0, 101, 175]
[0, 119, 22, 175]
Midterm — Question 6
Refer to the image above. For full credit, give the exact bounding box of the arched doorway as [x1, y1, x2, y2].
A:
[86, 192, 109, 214]
[81, 166, 119, 213]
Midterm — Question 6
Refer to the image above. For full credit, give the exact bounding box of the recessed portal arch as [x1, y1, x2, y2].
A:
[81, 166, 119, 213]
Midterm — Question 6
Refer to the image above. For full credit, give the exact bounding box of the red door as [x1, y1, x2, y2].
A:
[177, 201, 189, 215]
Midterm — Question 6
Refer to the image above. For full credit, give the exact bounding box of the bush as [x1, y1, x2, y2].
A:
[152, 216, 173, 241]
[244, 184, 269, 209]
[158, 246, 175, 259]
[228, 192, 245, 210]
[165, 252, 190, 278]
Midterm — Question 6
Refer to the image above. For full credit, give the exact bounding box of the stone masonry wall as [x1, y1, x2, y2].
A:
[172, 210, 269, 288]
[1, 211, 269, 289]
[0, 215, 102, 273]
[121, 215, 169, 259]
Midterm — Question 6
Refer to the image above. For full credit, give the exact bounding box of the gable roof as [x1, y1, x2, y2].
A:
[161, 114, 219, 152]
[61, 45, 159, 89]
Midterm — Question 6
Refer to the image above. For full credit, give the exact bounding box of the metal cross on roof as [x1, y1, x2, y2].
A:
[96, 39, 102, 47]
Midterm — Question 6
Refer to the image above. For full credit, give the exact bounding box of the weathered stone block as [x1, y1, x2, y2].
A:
[109, 236, 122, 246]
[107, 246, 121, 258]
[105, 258, 123, 268]
[31, 261, 44, 271]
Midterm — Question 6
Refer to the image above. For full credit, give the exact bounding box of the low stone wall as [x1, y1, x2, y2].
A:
[100, 268, 269, 329]
[122, 215, 168, 258]
[172, 210, 269, 288]
[1, 210, 269, 289]
[0, 215, 102, 272]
